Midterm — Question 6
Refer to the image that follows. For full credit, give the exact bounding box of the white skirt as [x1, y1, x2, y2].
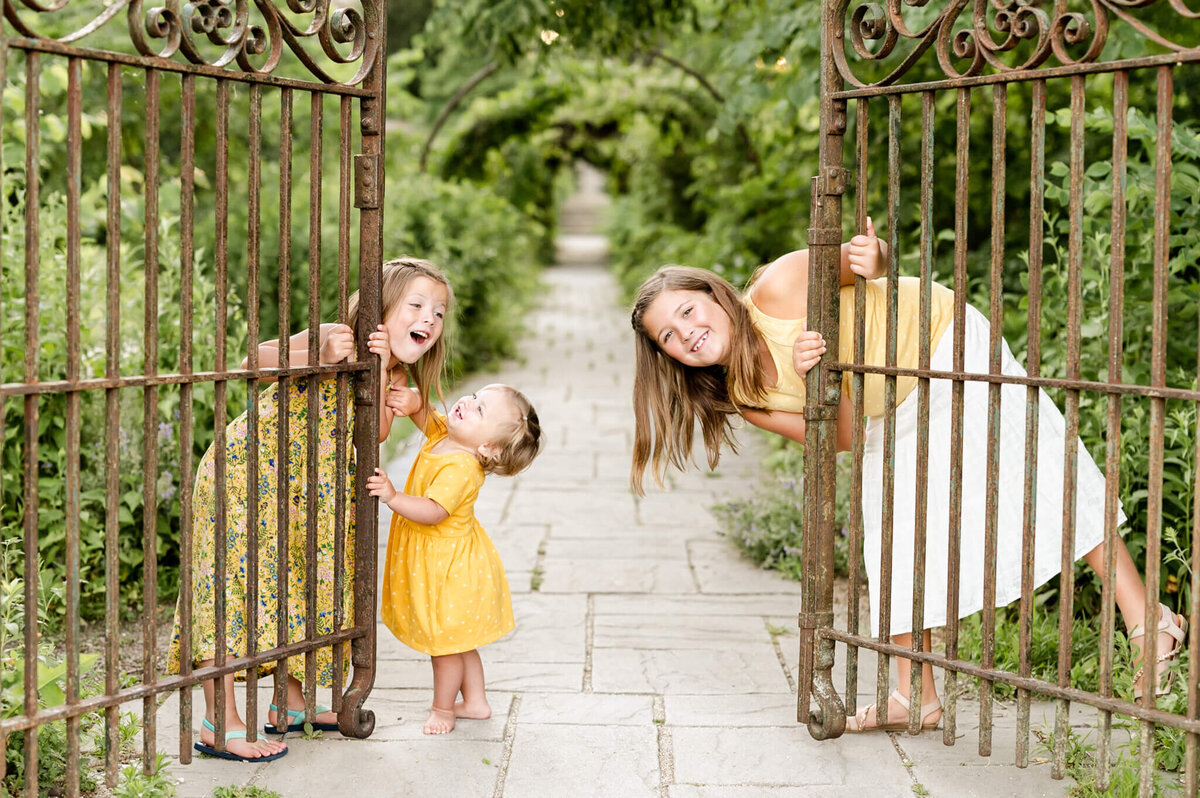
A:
[861, 302, 1122, 636]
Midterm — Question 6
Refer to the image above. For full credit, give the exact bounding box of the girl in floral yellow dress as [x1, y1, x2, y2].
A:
[367, 383, 542, 734]
[168, 258, 453, 761]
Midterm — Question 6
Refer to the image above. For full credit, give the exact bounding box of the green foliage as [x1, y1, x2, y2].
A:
[955, 604, 1125, 700]
[427, 0, 695, 63]
[1037, 724, 1189, 797]
[0, 540, 99, 797]
[713, 440, 854, 581]
[115, 753, 176, 798]
[95, 711, 141, 763]
[212, 786, 282, 798]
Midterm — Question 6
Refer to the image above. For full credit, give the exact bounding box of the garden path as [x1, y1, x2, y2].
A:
[152, 169, 1076, 798]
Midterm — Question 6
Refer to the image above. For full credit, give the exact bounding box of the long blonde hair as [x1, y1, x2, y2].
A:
[629, 266, 766, 495]
[349, 257, 453, 408]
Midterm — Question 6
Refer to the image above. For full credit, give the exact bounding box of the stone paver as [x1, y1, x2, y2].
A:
[156, 179, 1078, 797]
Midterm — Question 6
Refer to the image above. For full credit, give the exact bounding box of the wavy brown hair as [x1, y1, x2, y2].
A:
[349, 257, 453, 409]
[476, 384, 543, 477]
[629, 266, 766, 495]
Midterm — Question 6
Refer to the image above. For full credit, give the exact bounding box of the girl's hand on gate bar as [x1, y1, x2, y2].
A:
[367, 324, 392, 364]
[792, 322, 827, 377]
[319, 324, 355, 365]
[366, 468, 397, 503]
[848, 216, 885, 280]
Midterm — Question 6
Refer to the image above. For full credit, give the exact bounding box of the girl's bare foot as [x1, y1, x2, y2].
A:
[454, 699, 491, 720]
[423, 707, 456, 735]
[200, 723, 287, 758]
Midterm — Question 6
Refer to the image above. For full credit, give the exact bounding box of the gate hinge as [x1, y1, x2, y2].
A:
[354, 154, 380, 209]
[798, 611, 834, 630]
[818, 166, 849, 196]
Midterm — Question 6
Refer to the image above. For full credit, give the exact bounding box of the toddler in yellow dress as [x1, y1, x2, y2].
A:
[367, 383, 542, 734]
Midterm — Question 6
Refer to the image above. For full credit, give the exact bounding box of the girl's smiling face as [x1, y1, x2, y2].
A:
[385, 275, 448, 365]
[446, 387, 521, 458]
[640, 288, 732, 368]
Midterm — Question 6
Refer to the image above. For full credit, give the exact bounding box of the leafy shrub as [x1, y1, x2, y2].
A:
[713, 440, 855, 580]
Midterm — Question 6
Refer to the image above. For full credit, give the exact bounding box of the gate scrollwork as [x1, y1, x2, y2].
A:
[834, 0, 1200, 88]
[2, 0, 379, 86]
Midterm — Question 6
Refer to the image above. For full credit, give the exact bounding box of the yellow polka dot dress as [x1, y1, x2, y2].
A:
[381, 412, 514, 656]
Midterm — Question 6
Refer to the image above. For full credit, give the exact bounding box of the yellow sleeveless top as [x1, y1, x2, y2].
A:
[731, 276, 955, 418]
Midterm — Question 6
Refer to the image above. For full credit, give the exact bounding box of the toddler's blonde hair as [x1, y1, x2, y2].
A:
[477, 384, 542, 477]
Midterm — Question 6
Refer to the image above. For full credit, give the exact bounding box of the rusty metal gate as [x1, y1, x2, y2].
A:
[1, 2, 385, 794]
[801, 1, 1200, 794]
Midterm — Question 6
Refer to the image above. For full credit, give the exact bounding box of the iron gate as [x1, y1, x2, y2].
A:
[1, 2, 385, 794]
[801, 1, 1200, 795]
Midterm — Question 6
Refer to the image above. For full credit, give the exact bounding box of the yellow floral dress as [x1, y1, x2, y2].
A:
[167, 377, 356, 683]
[381, 412, 514, 656]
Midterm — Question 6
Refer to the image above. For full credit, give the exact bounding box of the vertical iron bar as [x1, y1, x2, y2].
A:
[141, 67, 162, 775]
[1188, 215, 1200, 795]
[876, 93, 900, 728]
[846, 96, 868, 718]
[800, 178, 819, 719]
[909, 89, 934, 734]
[1017, 77, 1047, 772]
[979, 81, 1006, 759]
[177, 71, 196, 764]
[333, 94, 352, 710]
[212, 77, 231, 751]
[305, 90, 324, 724]
[102, 61, 123, 789]
[275, 86, 294, 720]
[944, 85, 971, 747]
[1139, 66, 1172, 798]
[22, 50, 41, 798]
[1052, 72, 1086, 782]
[1189, 266, 1200, 798]
[0, 37, 6, 784]
[1097, 70, 1129, 793]
[341, 16, 387, 738]
[64, 54, 83, 798]
[246, 83, 263, 732]
[214, 77, 239, 744]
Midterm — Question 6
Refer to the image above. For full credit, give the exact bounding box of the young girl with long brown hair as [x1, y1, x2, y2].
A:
[630, 223, 1187, 732]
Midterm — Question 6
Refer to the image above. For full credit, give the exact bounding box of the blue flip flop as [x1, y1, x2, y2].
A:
[263, 702, 341, 735]
[194, 718, 288, 762]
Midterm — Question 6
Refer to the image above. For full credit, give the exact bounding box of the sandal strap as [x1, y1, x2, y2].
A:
[889, 689, 942, 718]
[269, 702, 332, 720]
[1128, 603, 1184, 641]
[201, 718, 247, 740]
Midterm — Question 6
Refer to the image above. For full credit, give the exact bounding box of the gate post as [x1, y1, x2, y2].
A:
[340, 13, 388, 740]
[800, 0, 849, 741]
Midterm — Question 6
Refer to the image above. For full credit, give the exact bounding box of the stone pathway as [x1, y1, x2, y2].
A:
[154, 176, 1084, 797]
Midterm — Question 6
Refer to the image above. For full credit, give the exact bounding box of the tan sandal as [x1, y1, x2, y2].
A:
[1129, 602, 1189, 701]
[845, 690, 942, 733]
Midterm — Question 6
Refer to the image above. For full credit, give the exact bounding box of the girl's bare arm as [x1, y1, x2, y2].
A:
[242, 323, 354, 370]
[366, 467, 449, 524]
[382, 491, 449, 526]
[740, 395, 854, 451]
[751, 219, 888, 320]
